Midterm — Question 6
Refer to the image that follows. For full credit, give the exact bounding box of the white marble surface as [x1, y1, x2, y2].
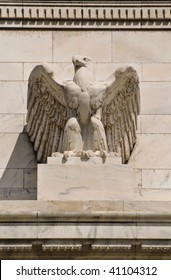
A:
[124, 201, 171, 212]
[137, 224, 171, 239]
[141, 115, 171, 134]
[94, 62, 142, 81]
[0, 82, 27, 114]
[140, 82, 171, 114]
[135, 189, 171, 201]
[0, 31, 52, 62]
[142, 170, 171, 189]
[129, 134, 171, 169]
[0, 63, 23, 81]
[23, 62, 73, 82]
[53, 31, 112, 62]
[142, 63, 171, 82]
[112, 31, 171, 63]
[0, 223, 38, 238]
[0, 114, 24, 133]
[38, 159, 141, 201]
[38, 223, 137, 239]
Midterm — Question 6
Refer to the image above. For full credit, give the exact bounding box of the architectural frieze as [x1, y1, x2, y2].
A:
[0, 1, 170, 29]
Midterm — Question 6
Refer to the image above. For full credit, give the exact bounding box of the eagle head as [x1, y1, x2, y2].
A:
[72, 55, 93, 73]
[72, 55, 95, 89]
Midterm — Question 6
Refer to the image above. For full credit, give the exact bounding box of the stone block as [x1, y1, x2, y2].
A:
[142, 170, 171, 189]
[0, 63, 23, 81]
[38, 223, 136, 239]
[0, 82, 27, 114]
[53, 31, 112, 63]
[0, 114, 24, 133]
[23, 62, 73, 82]
[0, 188, 37, 200]
[140, 82, 171, 114]
[38, 157, 141, 201]
[136, 189, 171, 201]
[129, 134, 171, 169]
[142, 63, 171, 82]
[0, 133, 37, 169]
[24, 168, 37, 190]
[0, 223, 37, 238]
[141, 115, 171, 134]
[94, 62, 142, 81]
[0, 168, 23, 189]
[0, 31, 52, 62]
[124, 201, 171, 212]
[137, 224, 171, 239]
[112, 31, 171, 63]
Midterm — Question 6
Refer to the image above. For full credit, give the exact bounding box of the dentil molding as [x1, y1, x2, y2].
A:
[0, 1, 171, 29]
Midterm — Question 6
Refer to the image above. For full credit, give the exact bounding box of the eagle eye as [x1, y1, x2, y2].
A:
[84, 57, 89, 62]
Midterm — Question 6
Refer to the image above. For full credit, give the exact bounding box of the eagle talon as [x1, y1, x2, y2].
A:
[63, 151, 69, 161]
[100, 150, 108, 158]
[85, 150, 94, 159]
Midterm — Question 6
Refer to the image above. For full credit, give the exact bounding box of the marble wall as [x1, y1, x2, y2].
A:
[0, 30, 170, 199]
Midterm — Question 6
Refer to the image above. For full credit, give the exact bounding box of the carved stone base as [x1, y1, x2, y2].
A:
[38, 156, 140, 201]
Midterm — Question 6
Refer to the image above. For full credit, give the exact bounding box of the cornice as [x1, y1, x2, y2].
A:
[0, 1, 170, 30]
[1, 240, 171, 259]
[0, 210, 171, 222]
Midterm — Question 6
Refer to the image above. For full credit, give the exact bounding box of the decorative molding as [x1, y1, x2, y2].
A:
[42, 244, 82, 251]
[0, 1, 170, 30]
[1, 210, 171, 222]
[1, 240, 171, 259]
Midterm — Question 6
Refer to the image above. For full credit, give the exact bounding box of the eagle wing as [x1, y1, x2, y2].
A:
[26, 65, 70, 163]
[102, 66, 140, 163]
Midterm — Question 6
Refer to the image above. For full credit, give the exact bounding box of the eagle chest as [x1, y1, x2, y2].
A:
[77, 91, 91, 125]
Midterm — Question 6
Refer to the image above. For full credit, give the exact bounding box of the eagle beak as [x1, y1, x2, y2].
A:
[72, 56, 85, 67]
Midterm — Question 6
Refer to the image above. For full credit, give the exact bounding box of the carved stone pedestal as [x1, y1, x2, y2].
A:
[38, 156, 140, 201]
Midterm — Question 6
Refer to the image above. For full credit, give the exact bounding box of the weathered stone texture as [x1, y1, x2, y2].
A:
[0, 27, 171, 199]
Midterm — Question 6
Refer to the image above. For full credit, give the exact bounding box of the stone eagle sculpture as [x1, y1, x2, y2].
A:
[26, 55, 140, 163]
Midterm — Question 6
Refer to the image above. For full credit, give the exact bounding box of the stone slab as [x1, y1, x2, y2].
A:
[140, 82, 171, 114]
[0, 82, 27, 114]
[0, 114, 24, 133]
[53, 31, 112, 63]
[112, 31, 171, 63]
[141, 115, 171, 134]
[0, 168, 23, 189]
[142, 170, 171, 189]
[135, 189, 171, 201]
[137, 224, 171, 239]
[23, 62, 73, 82]
[124, 201, 171, 212]
[38, 158, 141, 201]
[142, 63, 171, 82]
[0, 188, 37, 200]
[94, 62, 142, 81]
[0, 201, 124, 214]
[38, 223, 136, 239]
[129, 134, 171, 169]
[0, 133, 37, 169]
[0, 223, 38, 239]
[24, 168, 37, 190]
[0, 31, 52, 62]
[0, 63, 23, 81]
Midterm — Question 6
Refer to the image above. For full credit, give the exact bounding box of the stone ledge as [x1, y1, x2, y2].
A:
[0, 201, 171, 222]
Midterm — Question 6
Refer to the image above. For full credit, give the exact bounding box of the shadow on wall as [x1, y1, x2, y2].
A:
[0, 127, 37, 200]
